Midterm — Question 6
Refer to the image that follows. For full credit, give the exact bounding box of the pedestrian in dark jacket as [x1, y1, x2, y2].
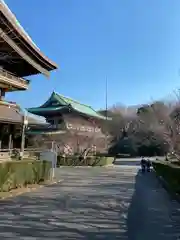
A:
[141, 157, 146, 172]
[146, 159, 151, 171]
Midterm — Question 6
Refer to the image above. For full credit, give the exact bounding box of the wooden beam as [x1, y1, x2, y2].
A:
[0, 27, 50, 77]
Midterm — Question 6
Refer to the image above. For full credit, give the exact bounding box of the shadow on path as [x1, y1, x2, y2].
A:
[0, 167, 179, 239]
[127, 170, 180, 240]
[0, 171, 133, 239]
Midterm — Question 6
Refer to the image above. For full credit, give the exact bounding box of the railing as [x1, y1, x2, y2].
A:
[0, 68, 30, 88]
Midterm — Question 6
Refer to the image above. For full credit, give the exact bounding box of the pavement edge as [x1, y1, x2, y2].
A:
[0, 179, 64, 201]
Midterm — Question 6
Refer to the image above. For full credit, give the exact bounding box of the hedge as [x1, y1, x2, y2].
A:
[57, 156, 114, 167]
[0, 160, 51, 192]
[152, 161, 180, 194]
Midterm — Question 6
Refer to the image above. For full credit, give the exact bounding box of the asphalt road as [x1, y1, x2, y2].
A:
[0, 159, 179, 239]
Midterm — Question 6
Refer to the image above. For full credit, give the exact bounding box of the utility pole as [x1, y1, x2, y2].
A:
[105, 77, 108, 151]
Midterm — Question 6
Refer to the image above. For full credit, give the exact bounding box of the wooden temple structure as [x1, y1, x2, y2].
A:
[27, 92, 111, 154]
[0, 1, 57, 152]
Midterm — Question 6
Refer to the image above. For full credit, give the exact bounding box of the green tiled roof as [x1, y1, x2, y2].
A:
[27, 92, 111, 120]
[53, 92, 111, 120]
[27, 106, 66, 113]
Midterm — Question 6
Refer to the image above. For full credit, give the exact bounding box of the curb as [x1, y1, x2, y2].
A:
[45, 179, 63, 185]
[102, 164, 115, 167]
[0, 179, 64, 201]
[58, 165, 115, 168]
[153, 169, 180, 203]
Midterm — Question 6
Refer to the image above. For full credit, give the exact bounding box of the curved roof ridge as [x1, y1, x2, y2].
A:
[27, 91, 111, 120]
[54, 92, 92, 108]
[0, 0, 58, 70]
[54, 92, 111, 120]
[25, 111, 46, 123]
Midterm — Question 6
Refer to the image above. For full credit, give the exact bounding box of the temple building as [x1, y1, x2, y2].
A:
[27, 92, 111, 154]
[0, 1, 57, 152]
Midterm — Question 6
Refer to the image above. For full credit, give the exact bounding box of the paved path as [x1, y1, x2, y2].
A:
[0, 159, 180, 239]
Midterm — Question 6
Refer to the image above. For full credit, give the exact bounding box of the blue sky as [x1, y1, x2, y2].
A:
[5, 0, 180, 110]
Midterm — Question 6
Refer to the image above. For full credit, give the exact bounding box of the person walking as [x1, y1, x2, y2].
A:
[141, 157, 146, 173]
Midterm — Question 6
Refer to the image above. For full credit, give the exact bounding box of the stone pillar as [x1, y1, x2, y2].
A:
[8, 124, 14, 155]
[0, 88, 5, 101]
[8, 133, 12, 155]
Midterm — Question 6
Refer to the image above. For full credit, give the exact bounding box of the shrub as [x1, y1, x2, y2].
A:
[0, 160, 51, 192]
[57, 155, 114, 167]
[152, 161, 180, 194]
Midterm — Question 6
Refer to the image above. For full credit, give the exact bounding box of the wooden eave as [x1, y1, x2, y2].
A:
[0, 1, 58, 77]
